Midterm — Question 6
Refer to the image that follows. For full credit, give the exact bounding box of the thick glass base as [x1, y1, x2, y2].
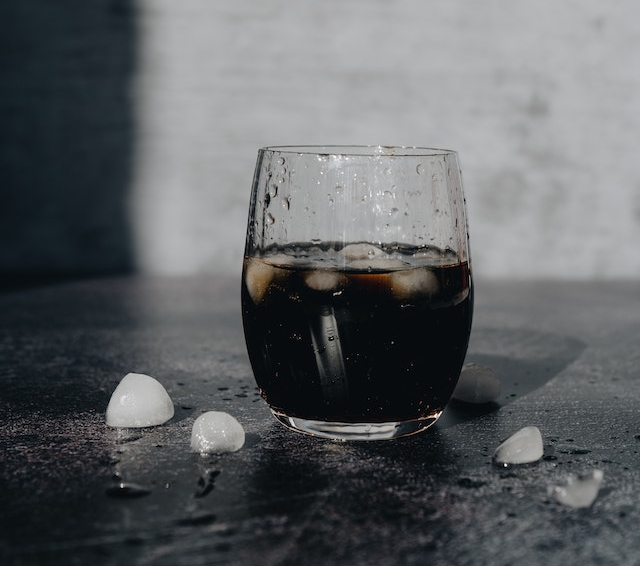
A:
[271, 410, 442, 441]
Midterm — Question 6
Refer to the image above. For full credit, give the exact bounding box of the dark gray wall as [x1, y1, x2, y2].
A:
[0, 0, 136, 289]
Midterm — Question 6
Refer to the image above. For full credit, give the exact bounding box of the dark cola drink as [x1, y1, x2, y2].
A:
[241, 242, 473, 427]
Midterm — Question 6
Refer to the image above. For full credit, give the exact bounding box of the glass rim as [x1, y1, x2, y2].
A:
[259, 145, 457, 157]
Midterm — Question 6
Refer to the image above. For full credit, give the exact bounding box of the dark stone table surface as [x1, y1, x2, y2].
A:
[1, 276, 639, 566]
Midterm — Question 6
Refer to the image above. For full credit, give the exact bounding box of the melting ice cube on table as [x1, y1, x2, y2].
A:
[453, 363, 501, 404]
[191, 411, 245, 454]
[550, 469, 604, 509]
[106, 372, 174, 428]
[493, 426, 544, 466]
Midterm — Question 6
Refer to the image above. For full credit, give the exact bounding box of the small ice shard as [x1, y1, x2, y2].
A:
[493, 426, 543, 466]
[390, 267, 439, 299]
[550, 470, 604, 509]
[338, 242, 385, 261]
[191, 411, 245, 454]
[106, 373, 174, 428]
[452, 363, 501, 404]
[304, 269, 346, 292]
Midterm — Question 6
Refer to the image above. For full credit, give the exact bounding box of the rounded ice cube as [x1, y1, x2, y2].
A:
[106, 372, 174, 428]
[190, 411, 245, 454]
[493, 426, 543, 466]
[452, 363, 501, 404]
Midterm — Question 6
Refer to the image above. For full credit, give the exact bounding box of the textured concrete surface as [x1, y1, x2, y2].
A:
[2, 1, 640, 281]
[1, 276, 639, 565]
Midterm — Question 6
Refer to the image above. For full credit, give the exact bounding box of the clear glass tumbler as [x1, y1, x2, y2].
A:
[241, 146, 473, 440]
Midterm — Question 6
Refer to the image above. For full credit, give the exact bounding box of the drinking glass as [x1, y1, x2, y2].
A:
[241, 146, 473, 440]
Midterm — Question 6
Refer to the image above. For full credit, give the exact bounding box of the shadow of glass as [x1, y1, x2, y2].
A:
[437, 327, 586, 429]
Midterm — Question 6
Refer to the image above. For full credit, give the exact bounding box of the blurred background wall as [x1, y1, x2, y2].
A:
[2, 0, 640, 287]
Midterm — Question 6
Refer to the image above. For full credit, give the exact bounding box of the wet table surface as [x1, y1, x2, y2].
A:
[1, 276, 639, 566]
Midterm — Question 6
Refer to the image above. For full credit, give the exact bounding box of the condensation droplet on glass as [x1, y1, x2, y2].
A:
[389, 207, 399, 216]
[282, 196, 291, 210]
[277, 157, 285, 166]
[383, 167, 392, 175]
[416, 163, 425, 175]
[276, 176, 285, 184]
[269, 183, 278, 198]
[317, 154, 329, 162]
[335, 184, 343, 194]
[266, 213, 275, 225]
[383, 190, 393, 198]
